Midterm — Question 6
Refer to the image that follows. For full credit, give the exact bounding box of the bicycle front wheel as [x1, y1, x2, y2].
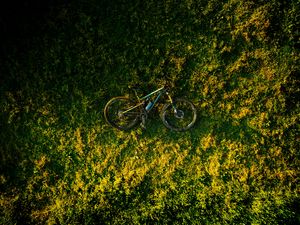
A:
[104, 97, 140, 131]
[161, 98, 197, 132]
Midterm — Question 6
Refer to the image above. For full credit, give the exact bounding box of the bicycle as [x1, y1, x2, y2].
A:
[104, 86, 197, 131]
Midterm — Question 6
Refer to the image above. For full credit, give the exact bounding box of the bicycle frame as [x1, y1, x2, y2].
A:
[121, 86, 168, 114]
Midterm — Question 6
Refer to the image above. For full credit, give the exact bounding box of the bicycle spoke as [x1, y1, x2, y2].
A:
[104, 97, 141, 130]
[161, 98, 197, 131]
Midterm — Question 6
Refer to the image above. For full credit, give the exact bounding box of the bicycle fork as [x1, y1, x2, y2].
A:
[166, 92, 176, 112]
[166, 92, 184, 119]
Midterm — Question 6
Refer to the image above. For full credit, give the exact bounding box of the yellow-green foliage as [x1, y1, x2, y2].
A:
[0, 0, 299, 224]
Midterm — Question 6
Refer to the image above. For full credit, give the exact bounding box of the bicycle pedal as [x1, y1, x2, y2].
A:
[140, 122, 146, 130]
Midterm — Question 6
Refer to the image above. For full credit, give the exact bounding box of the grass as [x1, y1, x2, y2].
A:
[0, 0, 299, 224]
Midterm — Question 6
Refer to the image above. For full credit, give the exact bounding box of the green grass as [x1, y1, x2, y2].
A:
[1, 0, 299, 224]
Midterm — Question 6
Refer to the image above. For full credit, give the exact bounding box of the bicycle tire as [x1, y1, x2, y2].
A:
[104, 96, 140, 131]
[161, 98, 197, 132]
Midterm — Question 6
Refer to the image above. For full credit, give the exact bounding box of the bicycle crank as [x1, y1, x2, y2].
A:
[140, 111, 148, 129]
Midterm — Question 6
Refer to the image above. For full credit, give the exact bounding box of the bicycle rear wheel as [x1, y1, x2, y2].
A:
[104, 97, 140, 130]
[161, 98, 197, 131]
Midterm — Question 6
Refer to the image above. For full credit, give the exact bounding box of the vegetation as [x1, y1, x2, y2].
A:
[1, 0, 299, 224]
